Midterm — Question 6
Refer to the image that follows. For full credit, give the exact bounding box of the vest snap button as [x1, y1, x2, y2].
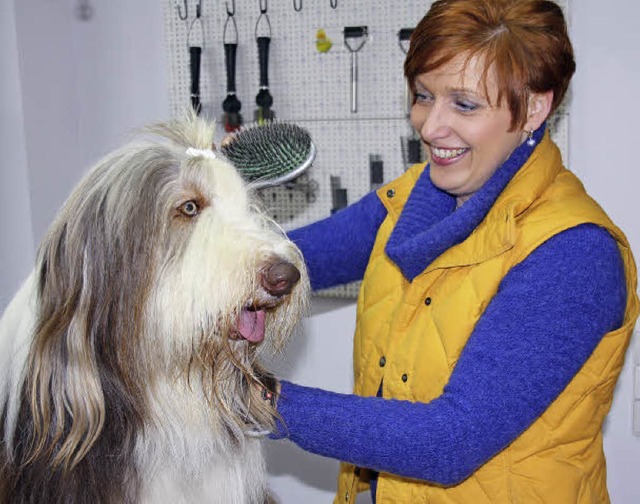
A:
[402, 373, 408, 382]
[379, 356, 386, 367]
[425, 297, 432, 306]
[386, 189, 395, 198]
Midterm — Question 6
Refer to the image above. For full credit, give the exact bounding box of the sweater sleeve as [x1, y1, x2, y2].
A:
[273, 224, 627, 485]
[287, 191, 387, 290]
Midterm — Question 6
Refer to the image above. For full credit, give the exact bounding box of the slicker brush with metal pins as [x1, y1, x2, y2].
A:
[221, 121, 317, 189]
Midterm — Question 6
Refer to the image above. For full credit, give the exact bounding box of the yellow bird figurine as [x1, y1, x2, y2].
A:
[316, 28, 333, 53]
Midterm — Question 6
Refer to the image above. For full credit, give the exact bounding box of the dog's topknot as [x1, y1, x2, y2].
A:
[143, 109, 217, 152]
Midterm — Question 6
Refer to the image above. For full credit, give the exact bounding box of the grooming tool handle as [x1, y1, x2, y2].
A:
[255, 36, 274, 119]
[343, 26, 368, 114]
[189, 46, 202, 115]
[254, 3, 273, 120]
[223, 41, 242, 126]
[223, 12, 242, 130]
[224, 43, 238, 95]
[257, 37, 271, 91]
[350, 52, 358, 113]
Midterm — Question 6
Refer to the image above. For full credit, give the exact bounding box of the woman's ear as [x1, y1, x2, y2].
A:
[525, 91, 554, 132]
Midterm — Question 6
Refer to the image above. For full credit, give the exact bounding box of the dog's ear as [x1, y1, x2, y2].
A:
[26, 178, 152, 470]
[27, 219, 107, 470]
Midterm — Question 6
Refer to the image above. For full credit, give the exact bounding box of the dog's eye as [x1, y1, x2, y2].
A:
[179, 200, 199, 217]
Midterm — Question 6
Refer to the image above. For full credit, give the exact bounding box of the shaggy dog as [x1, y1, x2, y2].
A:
[0, 114, 309, 503]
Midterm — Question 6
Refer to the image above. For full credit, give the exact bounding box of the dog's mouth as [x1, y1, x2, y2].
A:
[231, 259, 301, 344]
[234, 306, 267, 343]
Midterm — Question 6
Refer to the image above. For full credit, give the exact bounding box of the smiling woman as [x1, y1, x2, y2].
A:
[264, 1, 639, 503]
[405, 0, 575, 130]
[404, 0, 571, 208]
[410, 52, 551, 207]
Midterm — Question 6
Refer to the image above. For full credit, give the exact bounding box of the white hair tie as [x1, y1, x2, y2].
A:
[186, 147, 217, 160]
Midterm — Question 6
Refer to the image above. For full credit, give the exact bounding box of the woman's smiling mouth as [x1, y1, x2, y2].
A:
[430, 146, 470, 165]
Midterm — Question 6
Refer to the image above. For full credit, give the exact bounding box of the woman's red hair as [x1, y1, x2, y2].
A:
[405, 0, 575, 130]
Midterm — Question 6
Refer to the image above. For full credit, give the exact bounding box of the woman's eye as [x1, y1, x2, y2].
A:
[455, 100, 478, 112]
[179, 200, 199, 217]
[414, 91, 433, 104]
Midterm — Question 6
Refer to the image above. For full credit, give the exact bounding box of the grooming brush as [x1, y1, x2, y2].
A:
[330, 176, 348, 214]
[369, 154, 384, 191]
[223, 10, 243, 132]
[187, 3, 205, 115]
[255, 7, 274, 123]
[189, 47, 202, 115]
[343, 26, 368, 113]
[221, 122, 316, 189]
[398, 27, 424, 169]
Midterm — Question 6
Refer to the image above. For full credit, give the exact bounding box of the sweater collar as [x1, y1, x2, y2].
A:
[385, 123, 547, 281]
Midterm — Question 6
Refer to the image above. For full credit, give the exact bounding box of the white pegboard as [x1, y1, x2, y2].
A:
[165, 0, 571, 298]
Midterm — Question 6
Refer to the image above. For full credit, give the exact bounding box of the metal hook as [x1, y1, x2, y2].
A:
[255, 11, 272, 39]
[294, 0, 302, 12]
[175, 0, 188, 20]
[255, 0, 270, 38]
[226, 0, 235, 16]
[330, 0, 337, 8]
[187, 1, 205, 47]
[188, 17, 205, 47]
[224, 11, 238, 44]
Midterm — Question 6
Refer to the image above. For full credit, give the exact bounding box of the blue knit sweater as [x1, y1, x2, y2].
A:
[277, 126, 627, 499]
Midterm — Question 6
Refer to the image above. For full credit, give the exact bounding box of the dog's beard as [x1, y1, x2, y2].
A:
[185, 320, 269, 440]
[144, 255, 306, 443]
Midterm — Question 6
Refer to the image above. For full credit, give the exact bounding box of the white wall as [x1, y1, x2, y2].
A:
[0, 0, 35, 311]
[571, 2, 640, 502]
[12, 0, 169, 245]
[13, 0, 83, 246]
[1, 1, 639, 502]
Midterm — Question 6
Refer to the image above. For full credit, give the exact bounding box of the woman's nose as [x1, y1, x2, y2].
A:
[412, 101, 449, 142]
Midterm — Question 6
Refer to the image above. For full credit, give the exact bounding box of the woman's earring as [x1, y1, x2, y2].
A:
[526, 130, 536, 147]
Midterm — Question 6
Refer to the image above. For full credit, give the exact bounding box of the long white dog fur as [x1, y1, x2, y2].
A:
[0, 113, 309, 503]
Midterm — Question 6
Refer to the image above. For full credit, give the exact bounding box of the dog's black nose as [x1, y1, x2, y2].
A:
[261, 261, 301, 297]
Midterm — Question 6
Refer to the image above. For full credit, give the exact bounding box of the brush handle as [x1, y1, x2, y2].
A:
[344, 26, 367, 114]
[223, 43, 242, 115]
[224, 43, 238, 94]
[257, 36, 270, 88]
[189, 46, 202, 115]
[350, 51, 358, 113]
[256, 37, 273, 110]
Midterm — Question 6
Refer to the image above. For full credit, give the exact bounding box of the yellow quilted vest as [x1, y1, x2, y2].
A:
[335, 132, 639, 504]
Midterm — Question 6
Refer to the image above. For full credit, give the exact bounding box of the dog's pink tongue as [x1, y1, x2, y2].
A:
[236, 309, 266, 343]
